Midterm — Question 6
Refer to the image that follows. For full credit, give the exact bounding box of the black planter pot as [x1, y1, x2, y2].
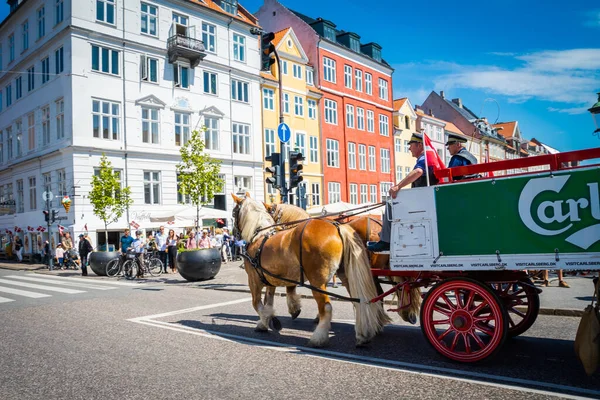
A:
[177, 248, 222, 282]
[89, 251, 120, 276]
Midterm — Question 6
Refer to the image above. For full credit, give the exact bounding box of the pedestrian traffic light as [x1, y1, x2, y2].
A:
[265, 152, 283, 189]
[289, 151, 304, 189]
[261, 32, 276, 72]
[43, 210, 49, 222]
[51, 210, 58, 224]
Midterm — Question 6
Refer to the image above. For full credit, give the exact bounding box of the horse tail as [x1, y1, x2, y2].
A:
[338, 224, 391, 345]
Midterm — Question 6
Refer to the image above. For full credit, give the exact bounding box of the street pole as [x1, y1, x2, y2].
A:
[273, 48, 288, 204]
[46, 197, 53, 270]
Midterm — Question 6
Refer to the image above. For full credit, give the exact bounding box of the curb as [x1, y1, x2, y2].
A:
[0, 264, 47, 271]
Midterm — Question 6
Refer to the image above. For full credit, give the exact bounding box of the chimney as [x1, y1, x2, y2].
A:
[440, 91, 445, 99]
[452, 98, 462, 108]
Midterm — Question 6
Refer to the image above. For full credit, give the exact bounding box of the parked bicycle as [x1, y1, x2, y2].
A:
[105, 251, 136, 279]
[62, 250, 80, 270]
[122, 250, 163, 278]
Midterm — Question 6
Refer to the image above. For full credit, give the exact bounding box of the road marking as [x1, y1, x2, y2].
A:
[0, 296, 15, 303]
[6, 276, 117, 291]
[28, 273, 142, 287]
[0, 286, 51, 298]
[0, 278, 85, 294]
[129, 298, 600, 399]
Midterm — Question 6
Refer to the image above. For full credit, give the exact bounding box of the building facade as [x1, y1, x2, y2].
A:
[392, 98, 417, 184]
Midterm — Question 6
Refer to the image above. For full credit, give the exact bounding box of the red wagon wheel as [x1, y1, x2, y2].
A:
[490, 279, 540, 338]
[420, 277, 508, 363]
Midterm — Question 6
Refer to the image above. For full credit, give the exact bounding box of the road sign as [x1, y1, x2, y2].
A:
[56, 216, 68, 221]
[42, 191, 54, 202]
[277, 123, 291, 143]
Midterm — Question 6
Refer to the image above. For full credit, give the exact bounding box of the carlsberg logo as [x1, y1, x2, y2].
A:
[518, 175, 600, 250]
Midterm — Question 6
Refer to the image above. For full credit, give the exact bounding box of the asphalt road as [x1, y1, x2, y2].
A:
[0, 268, 598, 400]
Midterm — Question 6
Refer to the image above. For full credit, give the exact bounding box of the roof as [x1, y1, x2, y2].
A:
[492, 121, 517, 140]
[415, 110, 447, 124]
[186, 0, 259, 27]
[393, 98, 408, 111]
[443, 97, 479, 122]
[272, 27, 291, 47]
[260, 71, 278, 82]
[443, 121, 464, 135]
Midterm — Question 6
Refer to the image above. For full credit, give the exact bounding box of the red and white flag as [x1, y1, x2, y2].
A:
[167, 221, 175, 225]
[130, 221, 140, 229]
[58, 225, 65, 235]
[423, 133, 446, 171]
[84, 223, 88, 232]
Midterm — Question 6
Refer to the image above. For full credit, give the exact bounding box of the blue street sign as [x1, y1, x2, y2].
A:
[277, 123, 291, 143]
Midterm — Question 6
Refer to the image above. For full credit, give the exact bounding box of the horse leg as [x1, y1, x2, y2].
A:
[248, 275, 269, 332]
[264, 286, 282, 331]
[308, 289, 332, 348]
[395, 277, 420, 325]
[286, 286, 302, 320]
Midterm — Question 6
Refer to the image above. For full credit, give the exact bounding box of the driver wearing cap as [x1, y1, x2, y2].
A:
[446, 133, 478, 179]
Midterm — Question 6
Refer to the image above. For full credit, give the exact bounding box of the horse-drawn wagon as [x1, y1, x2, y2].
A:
[232, 147, 600, 364]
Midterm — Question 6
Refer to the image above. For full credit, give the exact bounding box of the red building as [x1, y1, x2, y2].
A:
[256, 0, 395, 204]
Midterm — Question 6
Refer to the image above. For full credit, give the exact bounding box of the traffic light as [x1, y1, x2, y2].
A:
[51, 210, 59, 224]
[43, 210, 49, 222]
[260, 32, 276, 72]
[265, 152, 283, 189]
[289, 151, 305, 189]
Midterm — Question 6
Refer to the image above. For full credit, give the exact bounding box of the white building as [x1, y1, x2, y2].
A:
[0, 0, 264, 253]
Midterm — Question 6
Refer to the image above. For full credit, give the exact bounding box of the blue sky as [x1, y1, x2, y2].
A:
[2, 0, 599, 152]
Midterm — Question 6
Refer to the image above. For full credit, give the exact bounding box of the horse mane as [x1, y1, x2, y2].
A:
[239, 198, 275, 242]
[274, 204, 310, 223]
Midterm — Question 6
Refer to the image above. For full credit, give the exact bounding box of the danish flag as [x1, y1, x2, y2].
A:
[423, 133, 446, 171]
[58, 225, 65, 235]
[167, 221, 175, 225]
[130, 221, 140, 229]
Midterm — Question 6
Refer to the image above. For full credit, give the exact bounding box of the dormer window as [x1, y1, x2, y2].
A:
[372, 47, 381, 62]
[324, 25, 336, 41]
[220, 0, 238, 15]
[349, 37, 360, 52]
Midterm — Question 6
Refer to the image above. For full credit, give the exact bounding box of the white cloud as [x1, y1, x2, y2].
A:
[547, 106, 590, 115]
[393, 87, 430, 105]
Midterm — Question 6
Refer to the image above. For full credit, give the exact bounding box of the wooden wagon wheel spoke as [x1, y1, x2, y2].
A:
[437, 327, 453, 341]
[508, 307, 526, 319]
[471, 300, 489, 316]
[468, 331, 486, 349]
[462, 333, 472, 354]
[433, 305, 452, 316]
[506, 313, 516, 328]
[449, 331, 461, 351]
[432, 318, 450, 325]
[474, 322, 495, 336]
[440, 293, 456, 310]
[464, 290, 476, 310]
[454, 289, 464, 309]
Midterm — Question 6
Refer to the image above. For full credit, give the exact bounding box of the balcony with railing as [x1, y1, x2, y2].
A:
[167, 24, 207, 68]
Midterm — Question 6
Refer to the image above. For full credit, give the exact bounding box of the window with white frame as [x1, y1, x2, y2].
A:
[29, 177, 36, 210]
[141, 2, 157, 36]
[368, 146, 376, 171]
[348, 142, 356, 169]
[142, 107, 159, 144]
[234, 176, 252, 191]
[281, 60, 288, 75]
[360, 184, 368, 204]
[141, 55, 158, 83]
[202, 23, 216, 53]
[326, 139, 339, 167]
[366, 110, 374, 132]
[174, 112, 190, 146]
[263, 88, 274, 110]
[43, 173, 51, 195]
[395, 138, 402, 153]
[355, 69, 362, 92]
[55, 0, 64, 25]
[356, 107, 365, 130]
[55, 46, 63, 74]
[41, 106, 50, 146]
[349, 184, 358, 204]
[16, 120, 22, 157]
[233, 34, 245, 62]
[295, 132, 306, 155]
[309, 136, 318, 163]
[311, 182, 320, 206]
[294, 96, 304, 116]
[380, 182, 392, 201]
[6, 127, 13, 160]
[283, 93, 289, 113]
[92, 99, 120, 140]
[323, 57, 336, 83]
[5, 85, 11, 107]
[344, 65, 352, 89]
[396, 165, 403, 182]
[144, 171, 161, 204]
[92, 45, 119, 75]
[96, 0, 116, 24]
[328, 182, 341, 204]
[378, 78, 388, 100]
[380, 148, 390, 173]
[308, 99, 317, 119]
[56, 98, 64, 139]
[293, 64, 302, 79]
[306, 69, 314, 86]
[41, 56, 50, 82]
[365, 73, 372, 95]
[379, 114, 389, 136]
[57, 169, 67, 198]
[17, 179, 24, 213]
[231, 79, 249, 102]
[403, 140, 409, 153]
[29, 112, 37, 150]
[219, 0, 238, 14]
[346, 104, 354, 128]
[8, 34, 14, 63]
[177, 173, 191, 204]
[405, 166, 411, 177]
[15, 76, 22, 100]
[203, 71, 217, 95]
[370, 184, 377, 203]
[204, 117, 219, 150]
[22, 21, 29, 52]
[232, 122, 250, 154]
[358, 144, 366, 170]
[37, 7, 45, 39]
[325, 99, 337, 125]
[172, 12, 188, 26]
[174, 64, 189, 88]
[264, 129, 275, 158]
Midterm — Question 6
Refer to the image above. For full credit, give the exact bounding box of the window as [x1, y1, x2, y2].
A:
[358, 144, 366, 170]
[379, 78, 388, 100]
[220, 0, 238, 14]
[394, 138, 401, 153]
[293, 64, 302, 79]
[0, 131, 3, 164]
[54, 47, 64, 74]
[328, 182, 341, 204]
[368, 146, 376, 171]
[39, 57, 50, 83]
[326, 139, 339, 167]
[177, 174, 191, 204]
[30, 112, 38, 150]
[37, 7, 45, 39]
[55, 0, 64, 25]
[174, 112, 190, 146]
[141, 107, 159, 144]
[324, 99, 337, 125]
[43, 172, 51, 196]
[172, 12, 188, 26]
[295, 132, 306, 155]
[8, 34, 14, 63]
[323, 57, 336, 83]
[282, 93, 289, 113]
[349, 184, 358, 204]
[294, 96, 304, 116]
[348, 142, 356, 169]
[140, 55, 158, 83]
[141, 3, 157, 36]
[56, 98, 64, 139]
[380, 148, 390, 173]
[405, 115, 411, 130]
[17, 180, 24, 213]
[264, 129, 275, 157]
[379, 114, 389, 136]
[96, 0, 116, 25]
[346, 104, 354, 128]
[263, 88, 274, 110]
[232, 122, 250, 154]
[22, 21, 29, 52]
[380, 182, 392, 201]
[306, 69, 314, 86]
[173, 64, 189, 88]
[344, 65, 352, 89]
[57, 169, 66, 198]
[404, 140, 410, 153]
[92, 99, 120, 140]
[366, 110, 374, 132]
[396, 165, 403, 182]
[202, 23, 216, 53]
[16, 120, 22, 157]
[204, 117, 219, 150]
[405, 167, 411, 177]
[231, 79, 249, 102]
[323, 25, 336, 41]
[143, 171, 161, 204]
[203, 71, 217, 94]
[360, 184, 368, 204]
[351, 108, 363, 131]
[365, 73, 372, 95]
[355, 69, 363, 92]
[370, 184, 377, 203]
[28, 177, 36, 210]
[308, 99, 317, 120]
[309, 136, 318, 163]
[281, 60, 288, 75]
[42, 106, 51, 146]
[15, 77, 22, 100]
[311, 183, 320, 206]
[6, 84, 12, 107]
[91, 45, 119, 75]
[233, 34, 245, 62]
[6, 127, 13, 160]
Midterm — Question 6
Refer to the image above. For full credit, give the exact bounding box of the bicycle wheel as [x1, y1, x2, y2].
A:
[106, 259, 122, 277]
[123, 260, 138, 280]
[147, 258, 163, 277]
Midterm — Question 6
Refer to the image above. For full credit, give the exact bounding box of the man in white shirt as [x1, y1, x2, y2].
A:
[155, 225, 168, 273]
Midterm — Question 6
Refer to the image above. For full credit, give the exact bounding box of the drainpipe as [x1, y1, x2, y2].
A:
[122, 2, 130, 229]
[227, 17, 234, 211]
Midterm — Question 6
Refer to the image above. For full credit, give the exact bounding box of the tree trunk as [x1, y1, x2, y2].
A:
[104, 221, 109, 252]
[196, 204, 200, 232]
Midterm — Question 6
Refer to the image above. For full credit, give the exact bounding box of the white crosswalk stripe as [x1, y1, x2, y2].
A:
[25, 274, 142, 287]
[6, 276, 117, 291]
[0, 278, 85, 294]
[0, 296, 15, 303]
[0, 285, 52, 298]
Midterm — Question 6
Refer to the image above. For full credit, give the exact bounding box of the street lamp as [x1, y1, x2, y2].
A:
[588, 92, 600, 137]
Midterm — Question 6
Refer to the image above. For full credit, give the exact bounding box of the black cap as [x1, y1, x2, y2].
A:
[408, 133, 423, 144]
[446, 132, 468, 145]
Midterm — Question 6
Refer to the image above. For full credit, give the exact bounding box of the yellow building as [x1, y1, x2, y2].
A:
[392, 98, 419, 184]
[261, 27, 323, 206]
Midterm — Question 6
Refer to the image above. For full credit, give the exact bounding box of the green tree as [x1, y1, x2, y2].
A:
[89, 154, 133, 251]
[177, 128, 223, 231]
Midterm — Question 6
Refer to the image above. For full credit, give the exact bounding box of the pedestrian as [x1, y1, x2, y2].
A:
[198, 230, 212, 249]
[368, 133, 438, 252]
[446, 133, 478, 180]
[186, 231, 198, 250]
[13, 235, 23, 262]
[155, 225, 168, 273]
[166, 229, 178, 274]
[233, 237, 246, 260]
[540, 270, 570, 288]
[132, 231, 145, 277]
[55, 243, 64, 269]
[78, 234, 93, 276]
[61, 232, 74, 251]
[213, 228, 226, 262]
[120, 228, 134, 254]
[43, 240, 51, 267]
[222, 228, 233, 262]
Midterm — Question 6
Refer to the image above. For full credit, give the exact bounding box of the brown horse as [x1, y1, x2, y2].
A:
[264, 202, 421, 324]
[232, 193, 390, 347]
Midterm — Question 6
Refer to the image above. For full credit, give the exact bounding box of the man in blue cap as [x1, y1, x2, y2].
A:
[446, 133, 478, 180]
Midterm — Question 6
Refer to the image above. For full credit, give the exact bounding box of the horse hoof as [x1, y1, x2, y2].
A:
[290, 310, 301, 320]
[307, 339, 328, 348]
[269, 317, 282, 331]
[254, 324, 268, 333]
[313, 315, 319, 324]
[408, 314, 417, 325]
[355, 337, 372, 347]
